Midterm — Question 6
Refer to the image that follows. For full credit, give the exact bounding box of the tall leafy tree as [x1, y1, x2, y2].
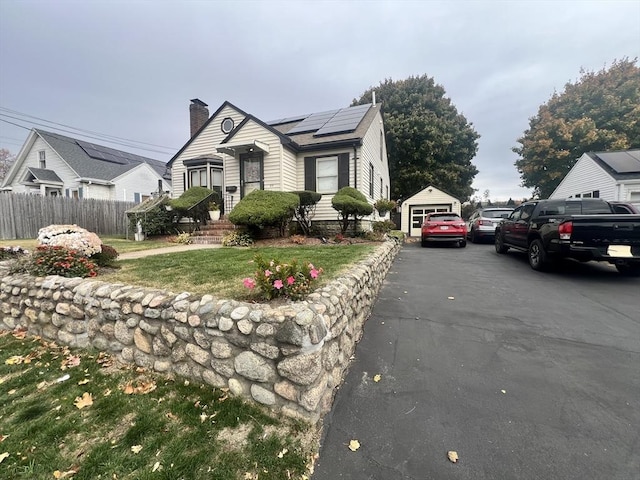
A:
[0, 148, 16, 183]
[353, 75, 479, 202]
[514, 58, 640, 198]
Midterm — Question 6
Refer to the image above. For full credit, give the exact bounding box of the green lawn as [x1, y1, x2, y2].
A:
[0, 237, 177, 255]
[0, 330, 317, 479]
[100, 244, 375, 298]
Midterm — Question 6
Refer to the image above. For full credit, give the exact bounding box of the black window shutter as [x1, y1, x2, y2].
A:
[65, 188, 69, 197]
[338, 153, 349, 189]
[304, 157, 316, 191]
[593, 190, 600, 198]
[78, 187, 83, 199]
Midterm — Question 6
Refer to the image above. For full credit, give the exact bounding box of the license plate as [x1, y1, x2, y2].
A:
[440, 226, 449, 230]
[607, 245, 633, 257]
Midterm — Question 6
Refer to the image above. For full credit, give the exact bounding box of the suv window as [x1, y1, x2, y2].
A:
[429, 213, 461, 222]
[520, 204, 536, 221]
[483, 209, 513, 219]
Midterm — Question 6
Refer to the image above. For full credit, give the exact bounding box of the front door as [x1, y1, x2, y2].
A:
[240, 152, 263, 198]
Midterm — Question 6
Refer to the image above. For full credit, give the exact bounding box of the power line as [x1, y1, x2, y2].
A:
[0, 114, 176, 156]
[0, 107, 180, 153]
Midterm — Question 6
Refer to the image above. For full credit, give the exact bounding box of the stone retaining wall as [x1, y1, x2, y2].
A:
[0, 240, 401, 422]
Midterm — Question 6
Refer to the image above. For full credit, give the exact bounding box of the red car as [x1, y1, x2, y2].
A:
[421, 212, 467, 248]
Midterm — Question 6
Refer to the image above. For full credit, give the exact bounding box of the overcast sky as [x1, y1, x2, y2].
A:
[1, 0, 638, 201]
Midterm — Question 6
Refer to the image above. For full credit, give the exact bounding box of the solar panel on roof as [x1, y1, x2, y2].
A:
[287, 109, 340, 134]
[315, 104, 370, 136]
[267, 115, 309, 125]
[77, 140, 145, 166]
[598, 151, 640, 173]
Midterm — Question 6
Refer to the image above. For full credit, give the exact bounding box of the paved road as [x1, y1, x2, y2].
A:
[313, 241, 640, 480]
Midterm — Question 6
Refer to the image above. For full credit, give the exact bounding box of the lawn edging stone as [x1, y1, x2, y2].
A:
[0, 239, 401, 423]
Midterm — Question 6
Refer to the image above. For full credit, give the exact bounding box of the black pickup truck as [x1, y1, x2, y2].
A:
[494, 198, 640, 275]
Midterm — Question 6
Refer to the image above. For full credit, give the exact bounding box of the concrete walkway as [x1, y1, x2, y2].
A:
[118, 243, 221, 260]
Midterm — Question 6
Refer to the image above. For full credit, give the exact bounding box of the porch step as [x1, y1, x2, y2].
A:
[192, 218, 237, 244]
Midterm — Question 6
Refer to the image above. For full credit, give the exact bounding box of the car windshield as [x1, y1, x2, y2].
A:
[429, 214, 460, 222]
[482, 210, 512, 218]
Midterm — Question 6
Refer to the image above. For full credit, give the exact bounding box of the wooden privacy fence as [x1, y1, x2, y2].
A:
[0, 194, 136, 240]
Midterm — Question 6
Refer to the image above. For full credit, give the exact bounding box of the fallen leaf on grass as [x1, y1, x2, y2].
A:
[12, 328, 27, 339]
[5, 355, 24, 365]
[348, 440, 360, 452]
[61, 355, 81, 369]
[373, 374, 382, 383]
[53, 467, 79, 479]
[447, 451, 459, 463]
[78, 379, 90, 385]
[0, 452, 9, 463]
[166, 412, 178, 420]
[8, 389, 16, 395]
[277, 448, 288, 458]
[122, 380, 157, 395]
[0, 434, 8, 443]
[152, 461, 162, 472]
[131, 445, 143, 454]
[73, 392, 93, 409]
[56, 374, 70, 383]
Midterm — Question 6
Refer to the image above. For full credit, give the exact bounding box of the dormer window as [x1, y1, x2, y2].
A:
[39, 150, 46, 168]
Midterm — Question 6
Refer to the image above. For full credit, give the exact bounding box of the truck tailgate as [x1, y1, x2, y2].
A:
[569, 215, 640, 257]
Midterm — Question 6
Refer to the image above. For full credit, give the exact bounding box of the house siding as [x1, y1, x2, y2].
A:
[550, 155, 617, 200]
[359, 110, 390, 218]
[171, 105, 246, 198]
[113, 164, 170, 202]
[9, 136, 76, 194]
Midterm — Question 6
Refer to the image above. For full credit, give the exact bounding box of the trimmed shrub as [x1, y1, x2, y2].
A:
[290, 190, 322, 236]
[331, 187, 373, 234]
[229, 190, 299, 237]
[0, 246, 29, 261]
[170, 187, 218, 224]
[222, 231, 254, 247]
[372, 220, 397, 234]
[90, 244, 119, 267]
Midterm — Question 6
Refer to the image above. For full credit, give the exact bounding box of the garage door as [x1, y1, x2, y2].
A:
[410, 205, 451, 237]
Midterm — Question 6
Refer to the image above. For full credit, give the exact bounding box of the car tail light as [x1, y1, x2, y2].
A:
[559, 221, 573, 240]
[477, 220, 488, 226]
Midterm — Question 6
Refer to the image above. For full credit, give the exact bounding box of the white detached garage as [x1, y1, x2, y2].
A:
[400, 185, 462, 237]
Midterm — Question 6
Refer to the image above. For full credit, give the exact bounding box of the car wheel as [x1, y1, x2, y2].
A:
[528, 239, 548, 271]
[470, 228, 477, 243]
[495, 233, 508, 254]
[459, 240, 467, 248]
[615, 263, 640, 276]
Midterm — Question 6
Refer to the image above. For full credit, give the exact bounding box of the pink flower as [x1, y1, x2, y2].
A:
[310, 268, 319, 279]
[287, 276, 295, 285]
[273, 279, 284, 290]
[264, 269, 272, 277]
[243, 277, 256, 289]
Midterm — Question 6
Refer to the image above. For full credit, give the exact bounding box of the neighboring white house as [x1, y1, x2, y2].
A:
[399, 185, 462, 237]
[166, 99, 391, 226]
[550, 150, 640, 208]
[1, 129, 171, 202]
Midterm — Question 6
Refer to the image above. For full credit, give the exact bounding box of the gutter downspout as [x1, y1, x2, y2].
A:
[353, 144, 358, 189]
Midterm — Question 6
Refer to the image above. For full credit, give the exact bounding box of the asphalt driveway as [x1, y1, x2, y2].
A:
[313, 241, 640, 480]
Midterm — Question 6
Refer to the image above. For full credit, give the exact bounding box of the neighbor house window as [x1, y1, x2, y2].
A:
[316, 156, 338, 193]
[39, 151, 46, 169]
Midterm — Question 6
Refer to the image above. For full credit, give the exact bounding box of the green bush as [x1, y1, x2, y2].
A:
[0, 246, 29, 261]
[90, 244, 119, 267]
[290, 190, 322, 236]
[222, 231, 254, 247]
[374, 198, 396, 216]
[243, 255, 323, 301]
[170, 187, 219, 224]
[331, 187, 374, 234]
[229, 190, 299, 237]
[128, 201, 174, 236]
[388, 230, 405, 242]
[29, 246, 97, 278]
[372, 220, 397, 234]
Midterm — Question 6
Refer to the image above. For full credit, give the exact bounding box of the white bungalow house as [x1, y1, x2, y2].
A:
[549, 150, 640, 209]
[399, 185, 462, 237]
[166, 99, 390, 229]
[1, 129, 171, 202]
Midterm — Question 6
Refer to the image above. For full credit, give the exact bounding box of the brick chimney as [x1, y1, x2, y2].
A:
[189, 98, 209, 137]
